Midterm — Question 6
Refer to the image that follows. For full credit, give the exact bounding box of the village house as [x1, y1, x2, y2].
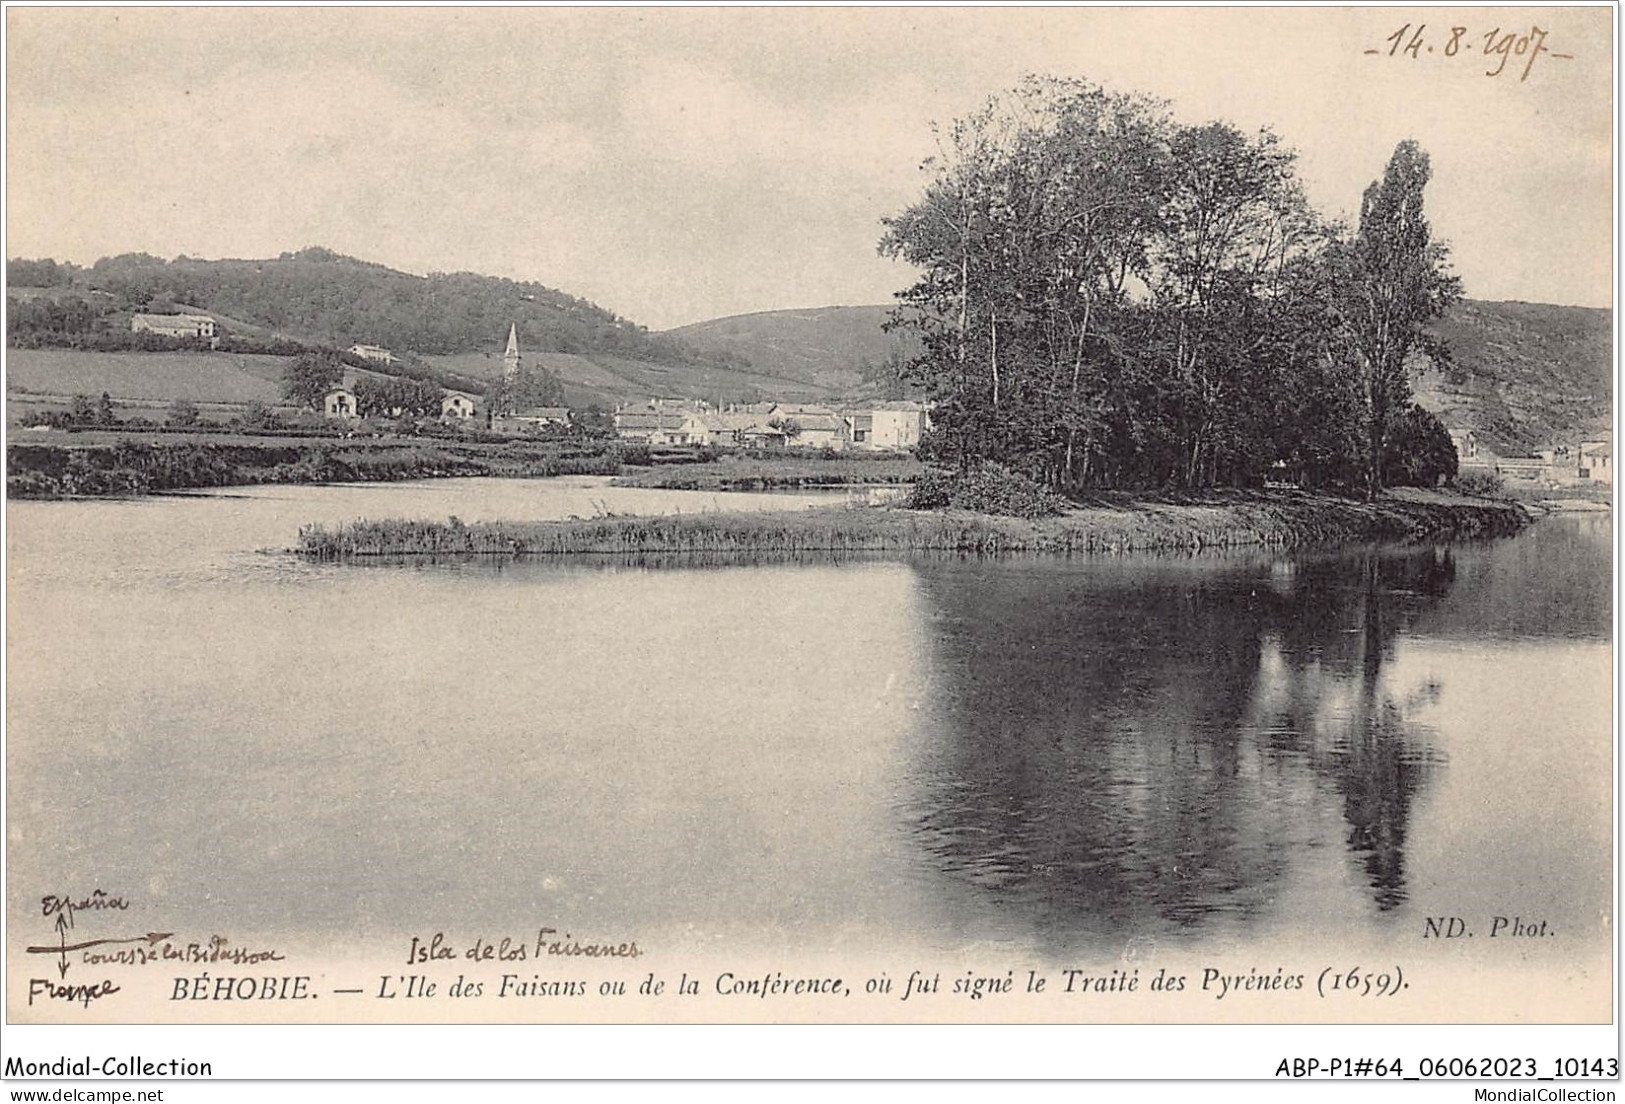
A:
[131, 313, 216, 340]
[492, 407, 572, 435]
[736, 421, 788, 448]
[1492, 456, 1545, 482]
[1448, 428, 1478, 462]
[699, 411, 770, 447]
[612, 398, 925, 452]
[1534, 445, 1575, 482]
[615, 409, 712, 446]
[760, 404, 848, 450]
[868, 401, 928, 450]
[441, 392, 479, 420]
[615, 400, 718, 446]
[323, 387, 359, 420]
[1579, 441, 1612, 484]
[615, 409, 682, 443]
[349, 343, 398, 365]
[778, 410, 849, 450]
[1487, 438, 1614, 486]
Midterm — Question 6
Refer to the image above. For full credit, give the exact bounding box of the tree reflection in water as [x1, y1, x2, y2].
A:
[904, 544, 1457, 942]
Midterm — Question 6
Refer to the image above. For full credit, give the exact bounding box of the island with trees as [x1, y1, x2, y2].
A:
[297, 76, 1530, 560]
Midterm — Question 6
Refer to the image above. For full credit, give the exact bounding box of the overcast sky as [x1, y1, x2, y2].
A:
[6, 6, 1614, 329]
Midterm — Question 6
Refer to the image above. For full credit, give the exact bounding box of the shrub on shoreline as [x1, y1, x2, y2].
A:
[905, 463, 1065, 519]
[1452, 469, 1506, 498]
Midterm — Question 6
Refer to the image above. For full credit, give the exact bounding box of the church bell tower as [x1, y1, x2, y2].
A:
[503, 323, 521, 384]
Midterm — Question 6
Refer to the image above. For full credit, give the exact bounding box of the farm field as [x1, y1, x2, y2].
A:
[420, 349, 840, 408]
[9, 427, 353, 448]
[424, 350, 621, 387]
[6, 348, 286, 404]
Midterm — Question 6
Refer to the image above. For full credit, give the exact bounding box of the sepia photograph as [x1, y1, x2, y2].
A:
[2, 3, 1616, 1085]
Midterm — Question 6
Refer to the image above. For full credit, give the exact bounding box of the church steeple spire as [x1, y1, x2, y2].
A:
[503, 323, 521, 383]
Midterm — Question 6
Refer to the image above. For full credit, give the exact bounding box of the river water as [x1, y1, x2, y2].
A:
[5, 478, 1613, 979]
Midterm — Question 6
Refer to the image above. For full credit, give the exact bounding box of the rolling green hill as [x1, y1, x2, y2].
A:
[72, 247, 736, 367]
[660, 305, 919, 393]
[418, 349, 838, 409]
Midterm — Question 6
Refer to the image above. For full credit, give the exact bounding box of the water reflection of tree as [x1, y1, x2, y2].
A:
[1268, 548, 1453, 911]
[905, 545, 1455, 944]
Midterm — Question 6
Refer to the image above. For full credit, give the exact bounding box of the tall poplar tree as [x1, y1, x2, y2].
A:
[1343, 141, 1461, 498]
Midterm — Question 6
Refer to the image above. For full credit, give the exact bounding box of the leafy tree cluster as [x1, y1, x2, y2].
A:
[281, 351, 346, 411]
[9, 326, 217, 353]
[7, 258, 78, 287]
[354, 374, 444, 419]
[8, 293, 114, 338]
[39, 392, 121, 429]
[242, 400, 281, 431]
[882, 76, 1460, 495]
[482, 366, 565, 415]
[166, 398, 201, 428]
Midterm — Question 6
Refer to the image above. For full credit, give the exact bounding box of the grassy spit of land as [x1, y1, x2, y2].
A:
[295, 487, 1529, 561]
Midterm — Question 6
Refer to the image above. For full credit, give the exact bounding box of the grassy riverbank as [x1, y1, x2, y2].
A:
[296, 487, 1529, 560]
[610, 454, 923, 491]
[7, 437, 624, 497]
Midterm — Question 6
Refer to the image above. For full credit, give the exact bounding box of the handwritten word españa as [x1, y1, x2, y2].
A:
[40, 890, 129, 928]
[1367, 23, 1573, 81]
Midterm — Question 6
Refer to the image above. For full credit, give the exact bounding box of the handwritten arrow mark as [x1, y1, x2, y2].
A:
[27, 931, 173, 976]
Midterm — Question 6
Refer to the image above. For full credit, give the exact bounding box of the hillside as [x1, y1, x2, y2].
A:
[418, 350, 838, 409]
[661, 305, 919, 393]
[1414, 300, 1613, 454]
[72, 248, 741, 367]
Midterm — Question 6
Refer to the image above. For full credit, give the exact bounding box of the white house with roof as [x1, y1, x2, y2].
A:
[131, 313, 216, 339]
[1579, 440, 1612, 484]
[350, 343, 398, 365]
[615, 401, 717, 445]
[493, 407, 573, 435]
[1448, 428, 1478, 462]
[774, 409, 849, 450]
[869, 401, 928, 450]
[441, 392, 480, 420]
[323, 387, 359, 420]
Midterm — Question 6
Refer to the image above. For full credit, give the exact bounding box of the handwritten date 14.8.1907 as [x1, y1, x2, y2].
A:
[1367, 23, 1573, 82]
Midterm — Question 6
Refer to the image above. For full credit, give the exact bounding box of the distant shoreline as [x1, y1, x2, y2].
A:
[295, 488, 1532, 562]
[5, 436, 924, 499]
